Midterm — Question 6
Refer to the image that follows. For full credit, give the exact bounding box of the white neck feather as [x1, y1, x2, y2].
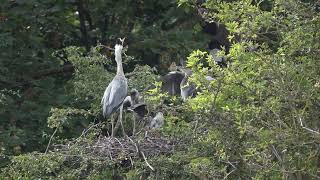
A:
[115, 44, 124, 76]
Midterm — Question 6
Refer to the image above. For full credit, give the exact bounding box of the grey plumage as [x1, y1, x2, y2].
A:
[123, 89, 139, 108]
[179, 68, 196, 101]
[149, 112, 164, 129]
[205, 75, 215, 81]
[178, 67, 214, 101]
[209, 48, 224, 63]
[101, 44, 127, 120]
[160, 71, 185, 96]
[180, 77, 196, 101]
[101, 76, 127, 118]
[123, 89, 148, 118]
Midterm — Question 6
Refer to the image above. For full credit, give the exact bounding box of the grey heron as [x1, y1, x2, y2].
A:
[179, 67, 196, 101]
[123, 89, 148, 118]
[123, 89, 140, 108]
[123, 89, 148, 135]
[160, 71, 185, 96]
[178, 67, 215, 101]
[101, 42, 127, 137]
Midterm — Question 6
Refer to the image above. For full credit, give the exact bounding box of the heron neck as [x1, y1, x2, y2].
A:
[115, 50, 124, 76]
[116, 62, 124, 76]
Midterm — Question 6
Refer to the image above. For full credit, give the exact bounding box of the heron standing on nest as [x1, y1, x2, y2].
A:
[101, 38, 127, 137]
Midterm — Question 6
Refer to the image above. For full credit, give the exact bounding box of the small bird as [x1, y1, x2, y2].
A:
[101, 42, 127, 137]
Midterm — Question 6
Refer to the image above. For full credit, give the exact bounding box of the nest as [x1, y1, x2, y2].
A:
[92, 135, 173, 159]
[51, 130, 175, 171]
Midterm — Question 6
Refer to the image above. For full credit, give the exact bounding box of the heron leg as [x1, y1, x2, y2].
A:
[132, 114, 136, 136]
[119, 104, 126, 137]
[114, 114, 120, 135]
[111, 114, 115, 137]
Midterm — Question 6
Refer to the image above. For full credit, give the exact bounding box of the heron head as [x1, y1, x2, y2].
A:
[130, 89, 139, 96]
[130, 89, 140, 101]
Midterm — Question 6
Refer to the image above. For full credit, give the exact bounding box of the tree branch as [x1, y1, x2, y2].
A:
[76, 0, 90, 51]
[45, 127, 58, 154]
[299, 117, 320, 135]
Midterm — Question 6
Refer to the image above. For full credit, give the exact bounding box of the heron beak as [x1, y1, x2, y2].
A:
[118, 37, 126, 46]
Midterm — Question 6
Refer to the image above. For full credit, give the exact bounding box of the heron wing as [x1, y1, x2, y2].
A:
[123, 96, 132, 109]
[132, 103, 148, 117]
[101, 82, 113, 117]
[161, 72, 184, 95]
[108, 76, 127, 108]
[102, 76, 127, 117]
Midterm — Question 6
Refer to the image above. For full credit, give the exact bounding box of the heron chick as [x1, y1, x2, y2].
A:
[123, 89, 140, 108]
[149, 112, 164, 129]
[123, 89, 149, 135]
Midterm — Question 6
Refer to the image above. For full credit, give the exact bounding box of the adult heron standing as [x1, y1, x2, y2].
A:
[101, 41, 127, 137]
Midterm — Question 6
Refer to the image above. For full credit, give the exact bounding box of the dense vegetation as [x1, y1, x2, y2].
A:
[1, 0, 319, 179]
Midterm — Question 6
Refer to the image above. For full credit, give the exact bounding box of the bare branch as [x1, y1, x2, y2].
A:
[299, 117, 320, 135]
[141, 151, 155, 171]
[45, 127, 58, 154]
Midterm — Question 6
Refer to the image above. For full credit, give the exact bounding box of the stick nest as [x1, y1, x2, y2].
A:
[52, 131, 175, 164]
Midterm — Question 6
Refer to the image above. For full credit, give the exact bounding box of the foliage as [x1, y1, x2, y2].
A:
[182, 0, 320, 178]
[0, 0, 76, 155]
[0, 0, 204, 155]
[1, 0, 320, 179]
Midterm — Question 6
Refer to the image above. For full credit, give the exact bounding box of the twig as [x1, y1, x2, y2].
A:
[271, 145, 282, 163]
[213, 79, 222, 105]
[108, 149, 113, 161]
[82, 123, 101, 137]
[127, 136, 139, 152]
[96, 44, 114, 51]
[45, 127, 58, 154]
[119, 37, 126, 46]
[224, 168, 236, 180]
[222, 160, 237, 179]
[140, 151, 155, 171]
[299, 117, 320, 135]
[193, 120, 199, 135]
[114, 137, 125, 150]
[70, 123, 101, 148]
[129, 156, 134, 167]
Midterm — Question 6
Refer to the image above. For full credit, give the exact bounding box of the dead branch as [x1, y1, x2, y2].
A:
[299, 117, 320, 135]
[141, 151, 155, 171]
[45, 127, 58, 154]
[51, 131, 174, 167]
